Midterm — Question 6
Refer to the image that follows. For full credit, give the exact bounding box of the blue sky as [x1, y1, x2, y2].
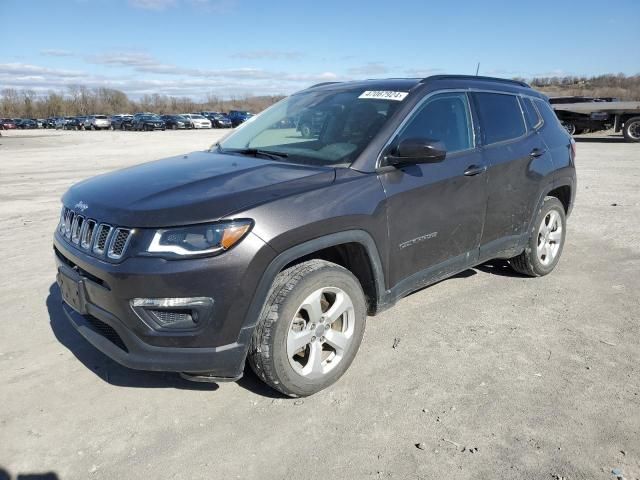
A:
[1, 0, 639, 99]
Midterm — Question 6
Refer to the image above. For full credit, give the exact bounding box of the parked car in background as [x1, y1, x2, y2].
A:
[82, 115, 111, 130]
[549, 96, 614, 135]
[17, 119, 38, 129]
[131, 113, 166, 131]
[110, 115, 134, 130]
[1, 118, 17, 129]
[63, 117, 83, 130]
[296, 107, 331, 138]
[201, 112, 232, 128]
[74, 116, 87, 130]
[182, 113, 211, 129]
[227, 110, 254, 127]
[160, 114, 189, 129]
[43, 118, 57, 129]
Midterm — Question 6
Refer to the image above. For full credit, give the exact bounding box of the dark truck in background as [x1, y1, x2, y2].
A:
[550, 96, 640, 141]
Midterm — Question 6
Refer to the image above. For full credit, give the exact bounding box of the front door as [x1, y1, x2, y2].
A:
[379, 91, 488, 290]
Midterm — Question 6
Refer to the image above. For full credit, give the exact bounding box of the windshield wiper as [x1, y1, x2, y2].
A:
[222, 147, 289, 161]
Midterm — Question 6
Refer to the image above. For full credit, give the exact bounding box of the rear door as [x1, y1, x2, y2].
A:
[471, 92, 551, 259]
[380, 91, 488, 289]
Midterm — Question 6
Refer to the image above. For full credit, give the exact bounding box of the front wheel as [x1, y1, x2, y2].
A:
[623, 116, 640, 142]
[509, 196, 566, 276]
[249, 260, 366, 397]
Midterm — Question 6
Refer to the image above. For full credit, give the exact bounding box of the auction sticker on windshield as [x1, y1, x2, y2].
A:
[359, 91, 408, 101]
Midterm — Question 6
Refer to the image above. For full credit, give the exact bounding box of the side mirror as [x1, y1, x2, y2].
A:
[386, 137, 446, 166]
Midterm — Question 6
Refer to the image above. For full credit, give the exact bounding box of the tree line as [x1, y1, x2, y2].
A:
[2, 74, 639, 118]
[519, 73, 640, 100]
[0, 85, 285, 118]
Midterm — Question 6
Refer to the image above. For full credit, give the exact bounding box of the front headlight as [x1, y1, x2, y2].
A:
[147, 220, 252, 258]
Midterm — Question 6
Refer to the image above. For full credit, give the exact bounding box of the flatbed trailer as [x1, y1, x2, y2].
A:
[552, 101, 640, 142]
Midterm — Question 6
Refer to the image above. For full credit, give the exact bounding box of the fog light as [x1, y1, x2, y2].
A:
[130, 297, 214, 331]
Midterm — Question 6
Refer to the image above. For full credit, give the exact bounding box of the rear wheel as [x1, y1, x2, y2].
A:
[623, 116, 640, 142]
[509, 196, 566, 277]
[249, 260, 366, 397]
[561, 121, 576, 136]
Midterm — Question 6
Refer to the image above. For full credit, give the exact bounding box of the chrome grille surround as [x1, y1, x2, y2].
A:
[107, 228, 133, 260]
[58, 206, 134, 261]
[93, 224, 113, 255]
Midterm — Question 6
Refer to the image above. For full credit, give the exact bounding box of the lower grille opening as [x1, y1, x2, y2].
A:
[148, 308, 195, 327]
[85, 315, 128, 352]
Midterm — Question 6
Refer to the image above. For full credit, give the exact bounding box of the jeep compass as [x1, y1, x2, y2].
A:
[54, 75, 576, 396]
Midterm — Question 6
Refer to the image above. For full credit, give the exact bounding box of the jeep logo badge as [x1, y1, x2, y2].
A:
[74, 201, 89, 212]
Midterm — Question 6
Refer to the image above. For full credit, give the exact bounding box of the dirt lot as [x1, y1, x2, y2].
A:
[0, 129, 639, 480]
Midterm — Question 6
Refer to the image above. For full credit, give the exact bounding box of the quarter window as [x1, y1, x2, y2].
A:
[474, 92, 526, 144]
[521, 97, 542, 130]
[397, 92, 473, 153]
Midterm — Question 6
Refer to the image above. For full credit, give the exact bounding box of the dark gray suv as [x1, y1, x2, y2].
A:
[54, 75, 576, 396]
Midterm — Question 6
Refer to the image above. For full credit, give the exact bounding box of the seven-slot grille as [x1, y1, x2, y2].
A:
[58, 207, 133, 260]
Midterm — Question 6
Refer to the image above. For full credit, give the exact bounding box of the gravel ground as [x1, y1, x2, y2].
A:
[0, 129, 639, 480]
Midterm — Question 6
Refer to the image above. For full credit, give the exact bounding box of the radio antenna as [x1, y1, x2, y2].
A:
[475, 62, 480, 76]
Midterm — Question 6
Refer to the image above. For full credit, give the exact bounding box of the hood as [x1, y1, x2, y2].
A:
[62, 151, 336, 227]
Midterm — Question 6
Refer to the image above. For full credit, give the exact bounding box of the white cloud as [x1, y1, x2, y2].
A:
[230, 50, 305, 61]
[41, 49, 74, 57]
[128, 0, 176, 10]
[128, 0, 235, 12]
[347, 63, 389, 76]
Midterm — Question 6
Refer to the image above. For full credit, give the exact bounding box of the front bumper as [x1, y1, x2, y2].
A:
[53, 230, 275, 377]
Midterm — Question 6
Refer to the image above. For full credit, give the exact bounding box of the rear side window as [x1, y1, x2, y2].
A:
[398, 92, 474, 153]
[533, 98, 564, 129]
[473, 92, 526, 144]
[521, 97, 542, 130]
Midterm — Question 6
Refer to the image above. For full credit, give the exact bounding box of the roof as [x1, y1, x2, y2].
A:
[305, 75, 539, 97]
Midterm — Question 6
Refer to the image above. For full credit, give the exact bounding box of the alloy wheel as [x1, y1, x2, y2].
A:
[537, 210, 563, 266]
[287, 287, 355, 379]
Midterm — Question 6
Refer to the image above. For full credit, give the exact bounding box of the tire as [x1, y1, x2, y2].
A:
[509, 196, 566, 277]
[623, 116, 640, 143]
[300, 124, 312, 138]
[574, 128, 585, 135]
[172, 124, 177, 130]
[561, 121, 576, 136]
[249, 259, 367, 397]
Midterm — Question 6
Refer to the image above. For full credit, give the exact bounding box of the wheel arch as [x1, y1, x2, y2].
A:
[242, 230, 387, 333]
[528, 180, 574, 234]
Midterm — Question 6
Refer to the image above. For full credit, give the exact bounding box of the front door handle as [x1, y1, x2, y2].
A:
[530, 147, 546, 158]
[464, 164, 487, 176]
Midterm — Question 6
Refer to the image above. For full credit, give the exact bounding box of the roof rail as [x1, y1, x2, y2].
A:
[306, 81, 341, 89]
[421, 75, 530, 88]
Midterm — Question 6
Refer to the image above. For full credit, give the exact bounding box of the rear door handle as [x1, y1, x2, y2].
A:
[530, 147, 546, 158]
[464, 164, 487, 176]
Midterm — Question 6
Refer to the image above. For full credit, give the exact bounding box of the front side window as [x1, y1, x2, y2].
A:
[218, 88, 404, 166]
[474, 92, 526, 145]
[396, 92, 473, 153]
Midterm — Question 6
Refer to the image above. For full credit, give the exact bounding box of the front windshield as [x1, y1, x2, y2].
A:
[218, 88, 403, 167]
